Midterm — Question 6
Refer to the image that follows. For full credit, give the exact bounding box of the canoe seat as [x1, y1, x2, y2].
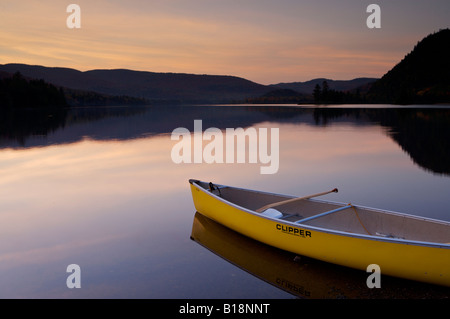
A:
[260, 208, 283, 219]
[295, 204, 352, 224]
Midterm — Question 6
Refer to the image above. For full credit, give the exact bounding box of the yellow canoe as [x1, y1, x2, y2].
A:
[189, 179, 450, 287]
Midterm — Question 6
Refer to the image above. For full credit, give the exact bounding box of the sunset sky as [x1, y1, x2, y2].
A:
[0, 0, 449, 84]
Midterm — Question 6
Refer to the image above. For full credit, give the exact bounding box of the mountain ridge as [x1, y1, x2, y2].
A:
[0, 63, 378, 104]
[0, 64, 269, 104]
[1, 29, 448, 105]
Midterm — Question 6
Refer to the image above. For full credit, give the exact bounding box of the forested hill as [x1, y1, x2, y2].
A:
[0, 64, 269, 104]
[0, 64, 380, 105]
[0, 72, 67, 108]
[367, 29, 450, 104]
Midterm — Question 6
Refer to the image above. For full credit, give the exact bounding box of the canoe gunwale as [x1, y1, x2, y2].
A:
[190, 180, 450, 249]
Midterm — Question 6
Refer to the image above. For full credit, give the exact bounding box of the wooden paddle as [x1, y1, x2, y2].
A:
[256, 188, 338, 213]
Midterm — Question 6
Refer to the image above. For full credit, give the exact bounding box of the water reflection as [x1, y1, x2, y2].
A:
[1, 105, 450, 176]
[0, 107, 68, 146]
[191, 212, 450, 299]
[1, 104, 450, 298]
[311, 107, 450, 175]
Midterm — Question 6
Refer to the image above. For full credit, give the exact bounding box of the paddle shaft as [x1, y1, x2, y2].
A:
[256, 188, 338, 212]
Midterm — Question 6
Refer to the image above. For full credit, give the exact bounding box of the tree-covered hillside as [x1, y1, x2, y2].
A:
[367, 29, 450, 104]
[0, 72, 67, 108]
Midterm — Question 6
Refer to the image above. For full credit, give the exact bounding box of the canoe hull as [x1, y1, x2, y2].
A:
[190, 181, 450, 287]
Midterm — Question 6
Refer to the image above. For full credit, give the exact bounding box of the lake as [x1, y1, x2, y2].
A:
[0, 104, 449, 299]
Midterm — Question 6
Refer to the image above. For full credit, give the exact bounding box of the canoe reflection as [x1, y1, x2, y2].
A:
[190, 212, 450, 299]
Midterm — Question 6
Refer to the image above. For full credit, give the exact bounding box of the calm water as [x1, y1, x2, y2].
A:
[0, 104, 449, 299]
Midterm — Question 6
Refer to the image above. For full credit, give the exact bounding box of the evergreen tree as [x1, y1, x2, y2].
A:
[313, 84, 322, 103]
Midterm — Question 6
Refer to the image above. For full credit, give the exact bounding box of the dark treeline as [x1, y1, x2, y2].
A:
[245, 88, 312, 104]
[312, 80, 367, 104]
[64, 88, 150, 107]
[0, 72, 67, 109]
[0, 72, 150, 108]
